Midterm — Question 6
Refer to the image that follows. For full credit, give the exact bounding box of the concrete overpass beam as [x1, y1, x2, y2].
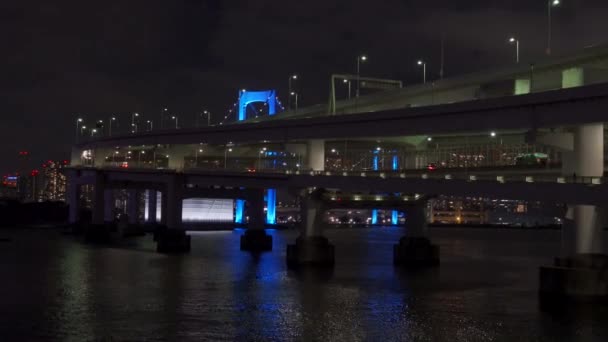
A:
[240, 188, 272, 252]
[156, 175, 190, 253]
[394, 201, 439, 267]
[307, 140, 325, 171]
[287, 188, 335, 268]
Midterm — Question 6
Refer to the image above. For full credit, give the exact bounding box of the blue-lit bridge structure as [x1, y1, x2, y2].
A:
[70, 45, 608, 298]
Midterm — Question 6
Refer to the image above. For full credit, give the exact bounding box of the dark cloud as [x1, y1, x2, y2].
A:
[0, 0, 607, 172]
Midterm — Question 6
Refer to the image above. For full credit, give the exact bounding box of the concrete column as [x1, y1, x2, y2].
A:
[539, 67, 607, 299]
[287, 188, 334, 268]
[147, 190, 157, 223]
[166, 176, 184, 229]
[266, 188, 276, 224]
[405, 203, 429, 237]
[160, 191, 168, 226]
[104, 189, 114, 223]
[91, 173, 106, 225]
[156, 176, 190, 253]
[301, 191, 324, 238]
[240, 188, 272, 251]
[67, 171, 80, 224]
[394, 201, 438, 267]
[306, 140, 325, 171]
[247, 189, 266, 230]
[167, 147, 189, 171]
[127, 189, 138, 224]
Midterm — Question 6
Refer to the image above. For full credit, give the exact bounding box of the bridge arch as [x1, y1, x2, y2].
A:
[238, 89, 277, 121]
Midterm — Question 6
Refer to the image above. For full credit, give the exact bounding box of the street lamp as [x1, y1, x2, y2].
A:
[131, 113, 139, 133]
[204, 110, 211, 126]
[356, 55, 367, 98]
[508, 37, 520, 63]
[417, 60, 427, 84]
[490, 131, 497, 138]
[224, 146, 233, 169]
[547, 0, 561, 55]
[290, 91, 299, 113]
[343, 79, 352, 99]
[91, 128, 98, 137]
[146, 120, 153, 131]
[108, 116, 116, 136]
[160, 108, 168, 129]
[288, 74, 298, 110]
[75, 117, 83, 142]
[171, 115, 178, 129]
[195, 148, 203, 166]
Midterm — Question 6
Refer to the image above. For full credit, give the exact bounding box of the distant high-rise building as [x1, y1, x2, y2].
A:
[40, 160, 68, 202]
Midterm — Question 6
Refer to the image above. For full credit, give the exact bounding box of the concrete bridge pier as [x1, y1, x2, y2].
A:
[393, 202, 439, 267]
[287, 188, 335, 268]
[119, 189, 145, 237]
[84, 172, 112, 243]
[156, 175, 190, 253]
[67, 170, 80, 228]
[146, 190, 157, 224]
[540, 121, 608, 299]
[240, 189, 273, 251]
[103, 189, 114, 225]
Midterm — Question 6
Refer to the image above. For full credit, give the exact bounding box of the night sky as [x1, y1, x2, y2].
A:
[2, 0, 607, 173]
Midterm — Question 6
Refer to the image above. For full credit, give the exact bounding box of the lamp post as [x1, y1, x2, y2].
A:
[288, 74, 298, 110]
[204, 110, 211, 126]
[75, 117, 83, 142]
[224, 146, 233, 169]
[547, 0, 561, 55]
[80, 125, 87, 138]
[417, 60, 427, 84]
[258, 147, 267, 170]
[195, 148, 203, 167]
[108, 116, 116, 136]
[508, 37, 520, 63]
[160, 108, 168, 129]
[171, 116, 178, 129]
[343, 79, 351, 99]
[138, 150, 145, 167]
[131, 112, 139, 133]
[290, 91, 299, 113]
[90, 128, 98, 138]
[356, 55, 367, 98]
[146, 120, 153, 131]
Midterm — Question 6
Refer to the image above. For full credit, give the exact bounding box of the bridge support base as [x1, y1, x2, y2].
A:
[119, 223, 146, 237]
[156, 230, 191, 253]
[540, 254, 608, 301]
[287, 236, 335, 269]
[393, 237, 440, 267]
[240, 229, 273, 252]
[84, 224, 112, 244]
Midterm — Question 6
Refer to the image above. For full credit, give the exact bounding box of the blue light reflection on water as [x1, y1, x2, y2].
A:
[2, 227, 607, 341]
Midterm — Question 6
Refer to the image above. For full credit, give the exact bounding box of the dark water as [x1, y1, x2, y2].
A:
[1, 227, 608, 341]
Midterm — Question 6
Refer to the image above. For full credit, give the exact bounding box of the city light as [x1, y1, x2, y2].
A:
[427, 137, 433, 142]
[490, 131, 497, 137]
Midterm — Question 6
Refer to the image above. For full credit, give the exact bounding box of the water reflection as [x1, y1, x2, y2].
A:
[1, 227, 608, 341]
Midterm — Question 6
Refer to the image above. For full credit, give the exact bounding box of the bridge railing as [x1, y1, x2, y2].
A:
[88, 165, 603, 185]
